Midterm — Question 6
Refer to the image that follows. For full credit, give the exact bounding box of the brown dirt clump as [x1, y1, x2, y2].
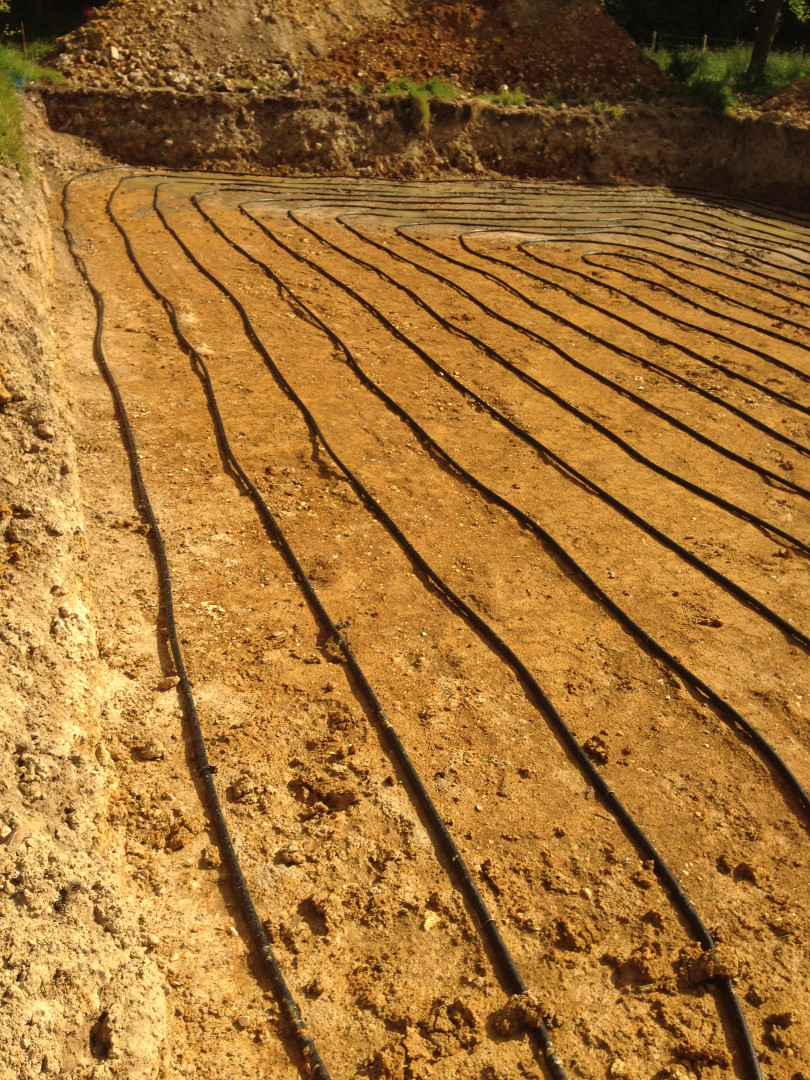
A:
[769, 74, 810, 108]
[46, 0, 661, 101]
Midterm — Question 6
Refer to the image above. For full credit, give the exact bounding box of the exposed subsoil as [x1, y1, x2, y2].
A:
[1, 2, 809, 1078]
[37, 84, 810, 212]
[3, 127, 809, 1079]
[764, 76, 810, 127]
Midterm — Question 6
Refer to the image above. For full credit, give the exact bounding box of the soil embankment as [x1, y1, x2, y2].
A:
[40, 86, 810, 211]
[0, 165, 170, 1079]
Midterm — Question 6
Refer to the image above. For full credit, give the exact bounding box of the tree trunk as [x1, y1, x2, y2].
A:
[747, 0, 783, 77]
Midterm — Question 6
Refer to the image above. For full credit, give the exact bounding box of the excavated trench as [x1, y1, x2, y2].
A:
[1, 91, 810, 1080]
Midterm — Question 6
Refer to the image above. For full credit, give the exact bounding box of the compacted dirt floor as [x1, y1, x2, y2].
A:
[23, 172, 810, 1079]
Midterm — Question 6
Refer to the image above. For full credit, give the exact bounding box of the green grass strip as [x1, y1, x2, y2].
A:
[0, 44, 64, 177]
[652, 44, 810, 111]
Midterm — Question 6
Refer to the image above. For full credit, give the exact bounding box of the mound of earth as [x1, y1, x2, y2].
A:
[46, 0, 661, 100]
[769, 74, 810, 107]
[759, 74, 810, 126]
[304, 0, 661, 99]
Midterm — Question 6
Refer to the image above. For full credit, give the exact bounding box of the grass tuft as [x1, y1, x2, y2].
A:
[484, 86, 527, 106]
[0, 43, 66, 87]
[0, 68, 28, 177]
[385, 76, 460, 132]
[590, 99, 623, 118]
[27, 39, 57, 60]
[423, 75, 461, 101]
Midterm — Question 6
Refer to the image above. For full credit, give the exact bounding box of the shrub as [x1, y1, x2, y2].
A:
[385, 76, 459, 132]
[589, 99, 623, 118]
[424, 75, 460, 101]
[690, 77, 738, 111]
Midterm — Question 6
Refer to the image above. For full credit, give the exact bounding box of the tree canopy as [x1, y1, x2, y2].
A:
[2, 0, 94, 41]
[604, 0, 810, 48]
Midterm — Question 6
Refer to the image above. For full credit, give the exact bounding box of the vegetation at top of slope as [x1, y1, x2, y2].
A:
[0, 42, 64, 177]
[483, 86, 527, 106]
[653, 43, 810, 110]
[385, 75, 461, 102]
[384, 76, 461, 132]
[384, 76, 533, 132]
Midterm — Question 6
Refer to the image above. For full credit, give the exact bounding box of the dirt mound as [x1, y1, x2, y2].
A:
[304, 0, 660, 99]
[750, 75, 810, 128]
[47, 0, 404, 91]
[47, 0, 660, 100]
[769, 74, 810, 107]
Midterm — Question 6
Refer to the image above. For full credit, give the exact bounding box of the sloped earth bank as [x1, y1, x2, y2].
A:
[45, 0, 660, 101]
[3, 157, 809, 1080]
[40, 87, 810, 212]
[0, 165, 171, 1080]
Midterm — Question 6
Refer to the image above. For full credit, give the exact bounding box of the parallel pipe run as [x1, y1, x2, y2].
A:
[394, 222, 810, 418]
[468, 192, 810, 275]
[511, 219, 810, 301]
[63, 172, 333, 1080]
[578, 249, 810, 367]
[65, 171, 810, 1080]
[382, 220, 810, 461]
[239, 200, 810, 656]
[209, 195, 810, 833]
[522, 240, 810, 396]
[579, 243, 810, 337]
[289, 204, 807, 626]
[316, 207, 810, 493]
[147, 180, 569, 1080]
[218, 191, 810, 559]
[168, 182, 765, 1075]
[344, 222, 810, 556]
[108, 175, 568, 1079]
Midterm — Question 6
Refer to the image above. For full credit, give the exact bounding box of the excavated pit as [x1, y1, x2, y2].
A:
[2, 55, 810, 1080]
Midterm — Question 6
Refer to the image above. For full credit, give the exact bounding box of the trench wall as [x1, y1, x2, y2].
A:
[41, 86, 810, 210]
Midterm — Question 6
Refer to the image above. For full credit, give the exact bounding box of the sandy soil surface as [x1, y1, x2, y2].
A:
[1, 158, 802, 1080]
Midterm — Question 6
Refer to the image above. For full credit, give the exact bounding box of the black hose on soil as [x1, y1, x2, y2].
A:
[66, 170, 810, 1080]
[166, 178, 765, 1076]
[62, 171, 333, 1080]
